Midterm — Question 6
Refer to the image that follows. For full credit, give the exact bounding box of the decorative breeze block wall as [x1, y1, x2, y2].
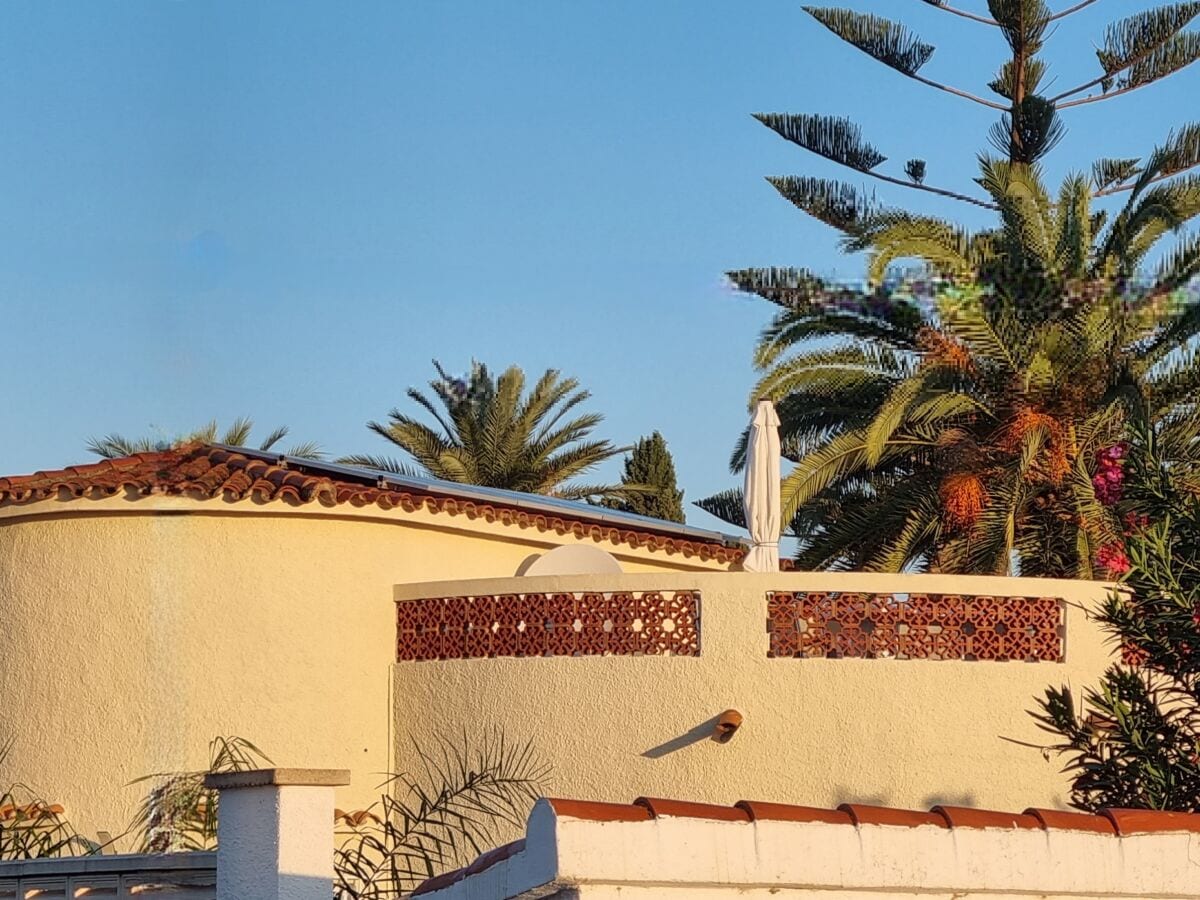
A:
[767, 592, 1064, 662]
[396, 591, 701, 661]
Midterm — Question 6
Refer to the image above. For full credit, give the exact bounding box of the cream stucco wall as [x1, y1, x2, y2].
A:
[0, 498, 729, 843]
[393, 572, 1116, 817]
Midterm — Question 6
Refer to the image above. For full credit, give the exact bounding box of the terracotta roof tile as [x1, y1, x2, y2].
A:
[932, 805, 1041, 830]
[410, 795, 1200, 896]
[839, 803, 947, 828]
[0, 444, 744, 564]
[1100, 807, 1200, 835]
[1023, 807, 1117, 834]
[546, 799, 652, 822]
[735, 801, 853, 825]
[530, 796, 1200, 835]
[634, 797, 750, 822]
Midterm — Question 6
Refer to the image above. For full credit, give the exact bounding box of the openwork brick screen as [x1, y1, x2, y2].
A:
[396, 591, 700, 661]
[767, 592, 1064, 662]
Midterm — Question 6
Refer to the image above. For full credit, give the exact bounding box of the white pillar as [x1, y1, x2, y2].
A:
[205, 767, 350, 900]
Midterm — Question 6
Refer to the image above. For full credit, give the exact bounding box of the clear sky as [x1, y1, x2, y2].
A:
[1, 1, 1195, 531]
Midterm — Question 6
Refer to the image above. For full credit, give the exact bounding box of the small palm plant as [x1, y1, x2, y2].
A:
[0, 738, 92, 860]
[129, 736, 272, 853]
[87, 418, 323, 460]
[333, 730, 550, 899]
[342, 361, 634, 502]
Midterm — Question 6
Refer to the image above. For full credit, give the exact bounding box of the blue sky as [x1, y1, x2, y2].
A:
[1, 1, 1195, 530]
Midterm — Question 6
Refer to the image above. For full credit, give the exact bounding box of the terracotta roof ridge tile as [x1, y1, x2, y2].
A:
[538, 797, 1200, 835]
[0, 444, 743, 563]
[634, 797, 750, 822]
[1100, 807, 1200, 835]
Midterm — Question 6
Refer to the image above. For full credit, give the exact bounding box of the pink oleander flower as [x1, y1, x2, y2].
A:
[1096, 542, 1131, 576]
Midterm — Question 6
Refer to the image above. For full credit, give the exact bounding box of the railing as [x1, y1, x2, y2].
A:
[396, 590, 701, 660]
[0, 851, 215, 899]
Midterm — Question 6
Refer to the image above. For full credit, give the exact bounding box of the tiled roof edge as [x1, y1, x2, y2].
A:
[0, 444, 746, 564]
[543, 797, 1200, 835]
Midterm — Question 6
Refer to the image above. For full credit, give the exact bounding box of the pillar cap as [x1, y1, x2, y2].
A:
[204, 768, 351, 789]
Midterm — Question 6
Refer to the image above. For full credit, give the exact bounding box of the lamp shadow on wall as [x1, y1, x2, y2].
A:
[641, 714, 726, 759]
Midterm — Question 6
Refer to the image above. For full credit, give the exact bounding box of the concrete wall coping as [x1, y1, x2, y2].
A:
[204, 768, 351, 789]
[394, 570, 1113, 603]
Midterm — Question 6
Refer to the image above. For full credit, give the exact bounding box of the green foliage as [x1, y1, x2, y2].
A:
[87, 418, 323, 460]
[745, 0, 1200, 278]
[764, 177, 879, 234]
[1097, 3, 1200, 92]
[753, 114, 885, 172]
[340, 360, 630, 502]
[1035, 425, 1200, 810]
[333, 730, 549, 899]
[988, 94, 1064, 163]
[0, 738, 93, 860]
[129, 736, 272, 853]
[704, 278, 1200, 576]
[603, 432, 685, 523]
[802, 7, 935, 76]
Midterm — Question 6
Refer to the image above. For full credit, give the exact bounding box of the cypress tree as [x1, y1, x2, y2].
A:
[606, 432, 686, 523]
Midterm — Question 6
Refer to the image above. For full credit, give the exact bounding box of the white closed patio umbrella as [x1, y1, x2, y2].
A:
[742, 399, 781, 572]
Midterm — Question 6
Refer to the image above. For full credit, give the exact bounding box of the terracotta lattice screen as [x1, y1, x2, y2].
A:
[396, 591, 701, 661]
[767, 592, 1064, 662]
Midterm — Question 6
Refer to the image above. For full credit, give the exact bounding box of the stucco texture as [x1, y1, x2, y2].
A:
[0, 497, 728, 843]
[393, 572, 1117, 817]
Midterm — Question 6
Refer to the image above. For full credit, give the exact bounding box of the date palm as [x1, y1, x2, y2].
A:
[87, 418, 323, 460]
[702, 275, 1200, 576]
[341, 362, 630, 502]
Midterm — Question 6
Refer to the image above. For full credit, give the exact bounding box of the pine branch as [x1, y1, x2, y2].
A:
[754, 113, 886, 171]
[988, 95, 1065, 163]
[1096, 124, 1200, 196]
[919, 1, 999, 26]
[1052, 3, 1200, 105]
[1092, 158, 1143, 192]
[805, 7, 935, 75]
[755, 114, 997, 210]
[764, 176, 879, 233]
[1047, 0, 1100, 21]
[807, 7, 1007, 108]
[726, 268, 834, 310]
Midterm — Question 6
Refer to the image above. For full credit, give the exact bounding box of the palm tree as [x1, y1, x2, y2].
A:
[87, 418, 323, 460]
[340, 362, 632, 501]
[700, 270, 1200, 576]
